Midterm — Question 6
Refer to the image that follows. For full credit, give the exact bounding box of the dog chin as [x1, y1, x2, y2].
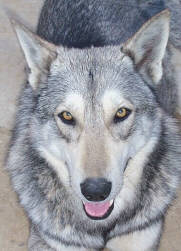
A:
[82, 200, 114, 220]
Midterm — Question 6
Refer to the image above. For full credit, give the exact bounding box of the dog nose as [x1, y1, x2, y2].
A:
[80, 178, 112, 201]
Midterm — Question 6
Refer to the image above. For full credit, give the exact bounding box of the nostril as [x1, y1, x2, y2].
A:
[86, 195, 93, 201]
[100, 195, 106, 200]
[80, 178, 112, 201]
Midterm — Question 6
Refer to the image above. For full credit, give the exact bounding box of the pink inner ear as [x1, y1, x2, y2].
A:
[122, 10, 169, 84]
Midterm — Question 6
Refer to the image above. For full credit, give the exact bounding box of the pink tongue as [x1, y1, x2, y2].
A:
[84, 202, 110, 217]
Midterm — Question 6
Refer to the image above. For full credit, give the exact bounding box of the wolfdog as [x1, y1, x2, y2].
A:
[6, 0, 181, 250]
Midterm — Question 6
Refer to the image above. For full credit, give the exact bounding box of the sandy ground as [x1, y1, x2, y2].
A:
[0, 1, 181, 250]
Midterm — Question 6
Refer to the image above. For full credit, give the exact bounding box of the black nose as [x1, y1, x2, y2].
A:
[80, 178, 112, 201]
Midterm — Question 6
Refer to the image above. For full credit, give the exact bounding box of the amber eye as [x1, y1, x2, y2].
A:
[58, 111, 75, 125]
[114, 108, 131, 123]
[62, 111, 73, 120]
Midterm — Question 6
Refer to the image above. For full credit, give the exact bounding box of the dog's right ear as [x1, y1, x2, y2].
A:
[122, 9, 170, 84]
[10, 19, 57, 90]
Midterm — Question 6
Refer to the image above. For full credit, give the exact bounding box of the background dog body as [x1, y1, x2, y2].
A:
[6, 0, 181, 250]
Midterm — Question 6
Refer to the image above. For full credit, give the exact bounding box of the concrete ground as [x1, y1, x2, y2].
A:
[0, 1, 181, 250]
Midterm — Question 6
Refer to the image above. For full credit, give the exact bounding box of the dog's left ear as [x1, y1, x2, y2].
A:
[10, 19, 57, 90]
[122, 9, 170, 84]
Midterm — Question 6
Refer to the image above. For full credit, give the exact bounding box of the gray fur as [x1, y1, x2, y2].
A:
[6, 0, 181, 250]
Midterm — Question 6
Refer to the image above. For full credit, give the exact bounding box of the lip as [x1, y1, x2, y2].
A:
[83, 200, 114, 220]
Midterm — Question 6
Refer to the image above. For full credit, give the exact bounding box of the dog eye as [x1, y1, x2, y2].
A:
[114, 108, 131, 123]
[58, 111, 75, 125]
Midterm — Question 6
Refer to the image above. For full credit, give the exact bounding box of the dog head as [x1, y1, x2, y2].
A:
[12, 10, 170, 220]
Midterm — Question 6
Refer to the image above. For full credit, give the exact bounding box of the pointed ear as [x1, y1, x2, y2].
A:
[11, 19, 57, 89]
[122, 9, 170, 84]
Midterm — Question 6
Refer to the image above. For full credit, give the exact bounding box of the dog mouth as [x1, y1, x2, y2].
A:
[83, 200, 114, 220]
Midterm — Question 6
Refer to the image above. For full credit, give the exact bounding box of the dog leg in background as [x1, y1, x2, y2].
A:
[28, 225, 97, 251]
[106, 221, 162, 251]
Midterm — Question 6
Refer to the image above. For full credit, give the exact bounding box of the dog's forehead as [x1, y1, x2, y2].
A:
[49, 46, 153, 110]
[54, 46, 127, 80]
[52, 47, 131, 91]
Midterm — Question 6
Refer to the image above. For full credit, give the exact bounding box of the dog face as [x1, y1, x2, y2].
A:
[12, 10, 169, 220]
